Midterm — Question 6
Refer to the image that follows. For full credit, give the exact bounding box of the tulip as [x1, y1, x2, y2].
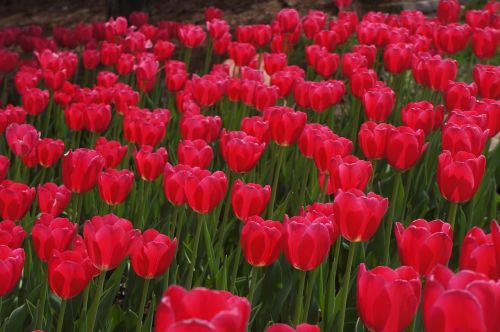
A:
[130, 228, 177, 279]
[263, 106, 307, 146]
[437, 150, 486, 204]
[191, 74, 225, 108]
[97, 168, 134, 205]
[423, 265, 499, 332]
[185, 169, 227, 214]
[358, 122, 393, 160]
[472, 27, 499, 59]
[22, 88, 49, 115]
[123, 111, 167, 147]
[266, 323, 320, 332]
[303, 10, 327, 39]
[362, 85, 395, 122]
[350, 68, 377, 99]
[134, 145, 168, 181]
[177, 139, 213, 169]
[37, 138, 64, 168]
[177, 24, 206, 48]
[48, 249, 94, 299]
[83, 214, 138, 271]
[357, 264, 421, 332]
[94, 137, 128, 168]
[37, 183, 71, 216]
[220, 130, 266, 173]
[385, 126, 428, 171]
[5, 123, 39, 157]
[313, 136, 353, 173]
[228, 42, 256, 67]
[383, 43, 413, 73]
[459, 226, 498, 280]
[395, 219, 453, 276]
[62, 148, 104, 193]
[466, 9, 491, 28]
[298, 123, 335, 158]
[437, 0, 461, 24]
[275, 8, 300, 33]
[0, 180, 36, 221]
[401, 101, 444, 135]
[0, 220, 26, 248]
[434, 23, 471, 54]
[154, 286, 251, 332]
[240, 216, 283, 267]
[32, 214, 77, 262]
[241, 116, 271, 144]
[341, 52, 368, 79]
[333, 189, 388, 242]
[0, 245, 25, 296]
[231, 180, 271, 221]
[353, 44, 377, 68]
[162, 164, 193, 206]
[0, 155, 9, 182]
[328, 155, 372, 193]
[473, 64, 500, 100]
[283, 213, 337, 271]
[441, 122, 489, 156]
[180, 114, 222, 143]
[444, 81, 476, 112]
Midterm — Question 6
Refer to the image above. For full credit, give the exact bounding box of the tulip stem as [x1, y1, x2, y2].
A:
[268, 146, 286, 218]
[293, 270, 307, 325]
[80, 286, 90, 317]
[87, 271, 107, 332]
[338, 241, 358, 332]
[136, 278, 150, 332]
[325, 239, 342, 329]
[383, 171, 402, 265]
[186, 215, 203, 289]
[303, 269, 319, 323]
[183, 48, 192, 73]
[34, 271, 48, 329]
[447, 202, 459, 231]
[56, 299, 67, 332]
[248, 267, 260, 305]
[349, 96, 360, 149]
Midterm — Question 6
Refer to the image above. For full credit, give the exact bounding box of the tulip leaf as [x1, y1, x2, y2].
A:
[4, 304, 29, 332]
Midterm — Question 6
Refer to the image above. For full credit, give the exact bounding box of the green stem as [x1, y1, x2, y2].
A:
[34, 271, 48, 329]
[447, 202, 459, 231]
[338, 242, 358, 332]
[56, 299, 67, 332]
[80, 286, 90, 318]
[186, 216, 203, 289]
[86, 271, 106, 332]
[325, 239, 342, 329]
[183, 48, 193, 73]
[136, 279, 150, 332]
[383, 171, 402, 265]
[231, 246, 242, 293]
[267, 146, 286, 218]
[248, 267, 260, 305]
[349, 97, 360, 148]
[303, 269, 319, 323]
[293, 270, 307, 325]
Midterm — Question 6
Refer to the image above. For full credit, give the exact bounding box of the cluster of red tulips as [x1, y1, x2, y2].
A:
[0, 0, 499, 330]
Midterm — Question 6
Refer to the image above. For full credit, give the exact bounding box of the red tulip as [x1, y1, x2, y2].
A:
[241, 116, 271, 144]
[313, 136, 353, 173]
[384, 43, 413, 73]
[32, 214, 77, 262]
[283, 212, 338, 271]
[100, 41, 122, 66]
[298, 123, 335, 158]
[441, 122, 489, 156]
[459, 226, 498, 280]
[423, 265, 499, 332]
[472, 28, 499, 59]
[185, 169, 228, 214]
[205, 6, 224, 22]
[353, 44, 377, 68]
[328, 155, 372, 193]
[0, 220, 26, 249]
[130, 229, 177, 279]
[437, 0, 461, 24]
[0, 180, 36, 221]
[0, 245, 25, 296]
[177, 139, 213, 169]
[308, 81, 344, 113]
[180, 114, 222, 143]
[263, 106, 307, 146]
[275, 8, 300, 34]
[466, 9, 492, 28]
[177, 24, 206, 48]
[97, 168, 134, 205]
[385, 126, 427, 171]
[83, 214, 138, 271]
[240, 216, 283, 267]
[154, 285, 251, 332]
[5, 123, 39, 157]
[437, 150, 486, 203]
[303, 10, 327, 39]
[395, 219, 453, 276]
[231, 180, 271, 221]
[37, 183, 71, 216]
[116, 53, 135, 75]
[94, 137, 128, 168]
[401, 101, 445, 135]
[22, 88, 49, 115]
[36, 138, 64, 168]
[82, 49, 100, 69]
[341, 52, 368, 79]
[191, 74, 225, 108]
[0, 156, 9, 182]
[471, 98, 500, 137]
[358, 122, 393, 160]
[333, 189, 388, 242]
[362, 84, 395, 122]
[444, 81, 476, 111]
[350, 68, 377, 99]
[220, 130, 266, 173]
[473, 64, 500, 99]
[434, 24, 471, 54]
[162, 164, 194, 206]
[357, 264, 421, 332]
[228, 42, 256, 67]
[153, 40, 175, 61]
[62, 148, 104, 193]
[134, 145, 168, 181]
